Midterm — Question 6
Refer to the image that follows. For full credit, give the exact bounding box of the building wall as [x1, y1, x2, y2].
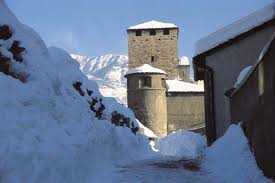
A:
[128, 28, 179, 79]
[167, 92, 205, 133]
[205, 25, 274, 137]
[177, 65, 191, 82]
[127, 74, 167, 136]
[230, 39, 275, 178]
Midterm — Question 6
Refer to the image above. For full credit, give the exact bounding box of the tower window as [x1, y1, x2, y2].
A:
[150, 30, 156, 36]
[140, 76, 151, 88]
[136, 30, 142, 36]
[163, 29, 170, 35]
[151, 56, 155, 63]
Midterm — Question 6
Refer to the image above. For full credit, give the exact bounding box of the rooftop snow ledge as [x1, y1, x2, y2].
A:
[229, 33, 275, 95]
[233, 65, 253, 88]
[166, 80, 204, 92]
[128, 20, 178, 30]
[125, 64, 166, 76]
[194, 2, 275, 56]
[179, 56, 190, 66]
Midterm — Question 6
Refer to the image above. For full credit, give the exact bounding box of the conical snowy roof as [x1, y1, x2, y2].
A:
[179, 56, 190, 66]
[125, 64, 167, 76]
[128, 20, 178, 30]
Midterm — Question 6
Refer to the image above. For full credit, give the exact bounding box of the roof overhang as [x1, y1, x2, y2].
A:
[225, 33, 275, 98]
[193, 18, 275, 81]
[127, 27, 179, 32]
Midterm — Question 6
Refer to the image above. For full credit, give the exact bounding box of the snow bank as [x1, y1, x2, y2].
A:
[166, 79, 204, 92]
[156, 130, 206, 159]
[203, 124, 269, 183]
[128, 20, 178, 30]
[125, 64, 167, 76]
[0, 1, 157, 182]
[195, 3, 275, 56]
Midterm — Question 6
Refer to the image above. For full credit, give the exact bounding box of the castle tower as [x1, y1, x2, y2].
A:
[177, 56, 191, 82]
[127, 20, 179, 79]
[125, 64, 167, 136]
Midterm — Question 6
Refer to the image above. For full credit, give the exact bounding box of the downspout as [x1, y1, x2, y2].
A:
[204, 65, 217, 145]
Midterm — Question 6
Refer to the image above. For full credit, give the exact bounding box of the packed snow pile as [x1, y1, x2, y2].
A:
[203, 124, 269, 183]
[156, 130, 206, 159]
[71, 54, 128, 104]
[0, 1, 156, 182]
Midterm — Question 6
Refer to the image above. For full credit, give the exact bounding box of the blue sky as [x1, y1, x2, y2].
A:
[7, 0, 273, 59]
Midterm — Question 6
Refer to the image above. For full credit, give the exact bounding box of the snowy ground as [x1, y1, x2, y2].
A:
[0, 1, 270, 182]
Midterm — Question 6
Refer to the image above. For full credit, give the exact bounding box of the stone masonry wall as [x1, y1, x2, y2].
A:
[128, 28, 179, 79]
[127, 74, 168, 136]
[167, 92, 205, 133]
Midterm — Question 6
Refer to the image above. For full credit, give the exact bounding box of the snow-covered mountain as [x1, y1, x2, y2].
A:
[71, 54, 128, 104]
[71, 54, 194, 104]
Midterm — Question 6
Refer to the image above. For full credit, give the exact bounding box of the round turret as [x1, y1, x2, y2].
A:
[177, 56, 191, 81]
[125, 64, 168, 136]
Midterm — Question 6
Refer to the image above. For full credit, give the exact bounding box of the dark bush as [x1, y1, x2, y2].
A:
[0, 53, 11, 74]
[73, 81, 85, 96]
[9, 41, 25, 62]
[111, 111, 139, 135]
[86, 89, 93, 96]
[0, 25, 12, 40]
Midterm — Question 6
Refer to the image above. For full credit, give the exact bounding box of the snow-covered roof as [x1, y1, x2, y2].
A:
[195, 3, 275, 56]
[179, 56, 190, 66]
[233, 66, 253, 89]
[125, 64, 167, 76]
[128, 20, 178, 30]
[166, 80, 204, 93]
[229, 33, 275, 96]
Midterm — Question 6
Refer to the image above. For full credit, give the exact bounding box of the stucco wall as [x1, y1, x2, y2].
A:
[127, 74, 167, 136]
[128, 29, 179, 79]
[167, 92, 205, 133]
[205, 24, 274, 137]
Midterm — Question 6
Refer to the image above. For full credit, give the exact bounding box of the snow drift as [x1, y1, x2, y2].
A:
[0, 1, 154, 182]
[203, 124, 270, 183]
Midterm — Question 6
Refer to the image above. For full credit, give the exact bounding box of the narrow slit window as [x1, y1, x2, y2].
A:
[150, 30, 156, 36]
[151, 56, 155, 63]
[136, 30, 142, 36]
[163, 29, 170, 35]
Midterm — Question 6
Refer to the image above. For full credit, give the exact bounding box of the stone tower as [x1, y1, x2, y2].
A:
[127, 20, 179, 79]
[125, 64, 168, 136]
